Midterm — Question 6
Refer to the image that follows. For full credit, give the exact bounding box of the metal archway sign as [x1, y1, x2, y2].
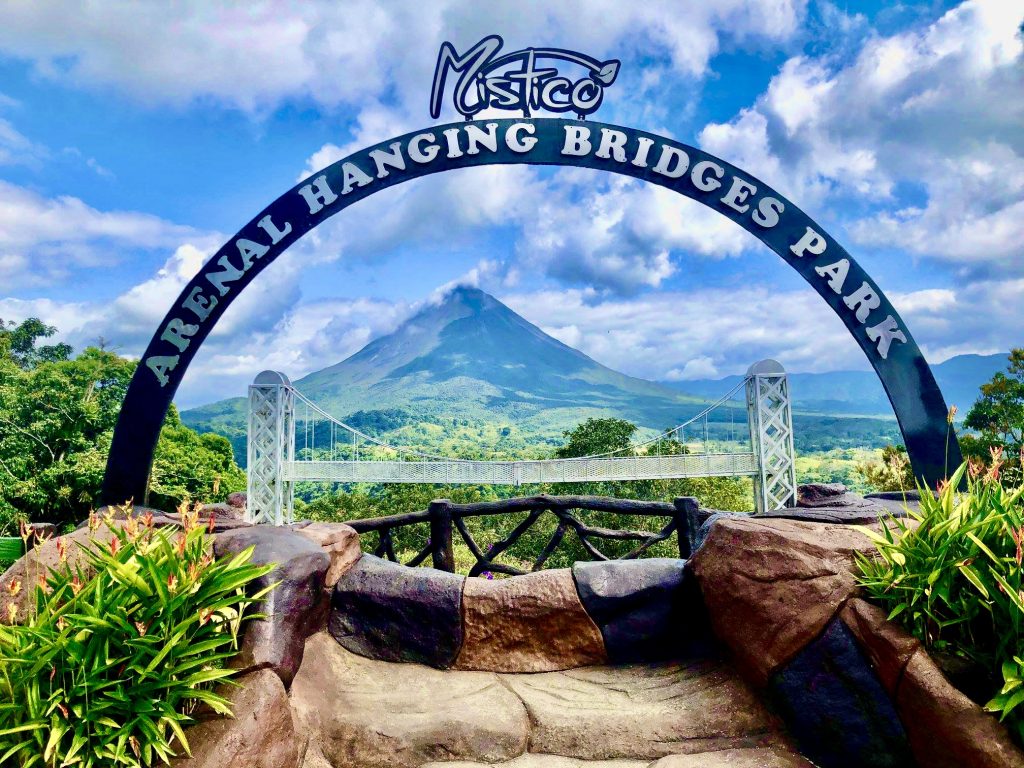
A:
[102, 118, 960, 504]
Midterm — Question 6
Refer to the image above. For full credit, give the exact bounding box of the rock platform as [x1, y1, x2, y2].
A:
[291, 632, 812, 768]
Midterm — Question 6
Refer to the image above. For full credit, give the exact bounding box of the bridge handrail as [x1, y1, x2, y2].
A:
[339, 494, 701, 575]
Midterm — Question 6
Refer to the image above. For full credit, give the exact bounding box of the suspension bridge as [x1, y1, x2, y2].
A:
[246, 359, 796, 525]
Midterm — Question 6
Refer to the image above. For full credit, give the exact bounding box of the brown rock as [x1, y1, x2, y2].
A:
[421, 757, 650, 768]
[796, 483, 872, 508]
[171, 669, 299, 768]
[215, 527, 330, 688]
[500, 659, 788, 761]
[689, 516, 882, 685]
[896, 648, 1024, 768]
[839, 598, 920, 696]
[199, 502, 244, 521]
[25, 523, 56, 547]
[298, 742, 333, 768]
[1, 524, 117, 624]
[227, 491, 248, 510]
[85, 505, 251, 533]
[290, 632, 529, 768]
[650, 748, 815, 767]
[454, 569, 606, 672]
[293, 522, 361, 587]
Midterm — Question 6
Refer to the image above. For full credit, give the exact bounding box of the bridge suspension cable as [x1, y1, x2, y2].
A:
[287, 377, 750, 464]
[245, 360, 796, 525]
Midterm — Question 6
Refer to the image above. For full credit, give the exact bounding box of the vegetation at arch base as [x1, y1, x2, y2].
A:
[856, 348, 1024, 493]
[0, 504, 275, 767]
[856, 458, 1024, 744]
[0, 318, 245, 535]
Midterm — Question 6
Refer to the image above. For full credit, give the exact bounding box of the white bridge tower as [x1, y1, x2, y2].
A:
[246, 370, 295, 525]
[745, 359, 798, 513]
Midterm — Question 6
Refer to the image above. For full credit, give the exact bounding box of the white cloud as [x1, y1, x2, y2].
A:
[0, 181, 205, 288]
[503, 277, 1021, 383]
[0, 2, 807, 115]
[665, 356, 720, 381]
[298, 149, 761, 296]
[0, 117, 46, 166]
[699, 0, 1024, 267]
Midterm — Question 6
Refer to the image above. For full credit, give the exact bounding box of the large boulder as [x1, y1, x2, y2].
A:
[199, 502, 244, 521]
[499, 659, 789, 761]
[572, 558, 711, 663]
[896, 647, 1024, 768]
[688, 516, 881, 685]
[291, 522, 361, 587]
[215, 526, 330, 688]
[291, 632, 529, 768]
[839, 598, 920, 697]
[81, 504, 252, 533]
[170, 669, 299, 768]
[768, 620, 913, 768]
[329, 554, 464, 668]
[454, 569, 606, 672]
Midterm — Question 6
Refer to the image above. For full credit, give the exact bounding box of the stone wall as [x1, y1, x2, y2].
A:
[688, 510, 1024, 768]
[4, 487, 1023, 768]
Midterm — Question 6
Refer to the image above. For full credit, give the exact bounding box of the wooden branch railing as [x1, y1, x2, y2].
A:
[345, 494, 702, 575]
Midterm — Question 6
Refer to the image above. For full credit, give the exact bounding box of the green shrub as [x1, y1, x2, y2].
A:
[0, 508, 275, 766]
[856, 459, 1024, 741]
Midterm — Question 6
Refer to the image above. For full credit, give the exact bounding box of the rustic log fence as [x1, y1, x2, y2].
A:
[345, 495, 702, 575]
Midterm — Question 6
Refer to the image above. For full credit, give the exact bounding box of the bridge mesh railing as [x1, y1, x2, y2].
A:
[283, 452, 758, 484]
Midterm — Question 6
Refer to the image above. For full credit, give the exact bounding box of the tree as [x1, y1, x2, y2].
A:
[555, 417, 636, 458]
[962, 348, 1024, 484]
[0, 326, 245, 531]
[0, 317, 72, 369]
[554, 417, 752, 511]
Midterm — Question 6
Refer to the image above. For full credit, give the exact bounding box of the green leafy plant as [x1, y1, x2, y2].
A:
[855, 458, 1024, 741]
[0, 507, 275, 767]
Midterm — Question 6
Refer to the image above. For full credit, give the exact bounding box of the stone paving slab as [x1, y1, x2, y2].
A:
[420, 747, 812, 768]
[499, 659, 789, 761]
[291, 633, 529, 768]
[422, 756, 650, 768]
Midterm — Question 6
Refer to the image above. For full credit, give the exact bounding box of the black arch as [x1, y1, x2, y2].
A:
[102, 118, 959, 504]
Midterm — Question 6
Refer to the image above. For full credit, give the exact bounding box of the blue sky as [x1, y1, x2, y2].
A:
[0, 0, 1020, 408]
